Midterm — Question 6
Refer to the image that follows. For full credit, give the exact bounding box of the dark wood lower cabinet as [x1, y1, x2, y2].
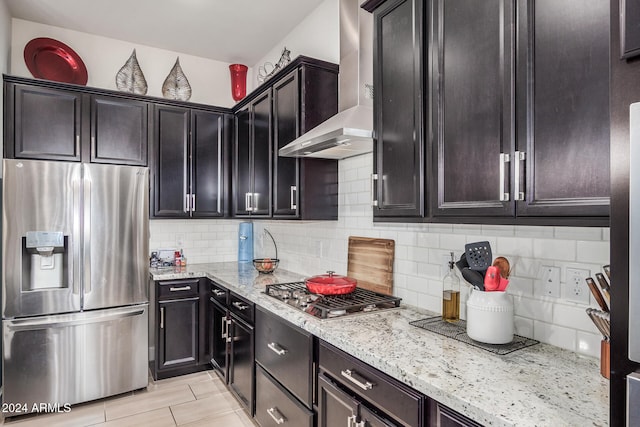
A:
[428, 399, 483, 427]
[255, 365, 314, 427]
[229, 313, 254, 414]
[208, 296, 228, 380]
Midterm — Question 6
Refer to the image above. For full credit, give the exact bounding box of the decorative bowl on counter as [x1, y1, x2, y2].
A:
[253, 258, 279, 274]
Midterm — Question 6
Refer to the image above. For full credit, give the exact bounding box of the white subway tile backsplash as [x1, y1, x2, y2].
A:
[148, 153, 610, 359]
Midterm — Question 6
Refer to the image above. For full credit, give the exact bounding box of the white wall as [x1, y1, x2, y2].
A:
[150, 153, 610, 359]
[250, 0, 339, 91]
[10, 19, 246, 107]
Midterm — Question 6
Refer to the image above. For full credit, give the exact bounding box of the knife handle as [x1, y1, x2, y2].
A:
[586, 278, 609, 312]
[603, 265, 611, 282]
[595, 272, 611, 302]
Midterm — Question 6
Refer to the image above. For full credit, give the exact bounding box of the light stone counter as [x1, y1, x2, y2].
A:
[151, 262, 609, 427]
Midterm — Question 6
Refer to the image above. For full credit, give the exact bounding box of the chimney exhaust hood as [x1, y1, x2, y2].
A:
[279, 0, 373, 160]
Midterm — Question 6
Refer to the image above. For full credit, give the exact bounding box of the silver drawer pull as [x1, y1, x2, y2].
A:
[267, 407, 285, 424]
[169, 286, 191, 292]
[212, 289, 225, 297]
[232, 301, 249, 310]
[341, 369, 374, 390]
[268, 342, 288, 356]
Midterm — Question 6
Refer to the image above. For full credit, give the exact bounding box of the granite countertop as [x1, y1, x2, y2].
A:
[151, 263, 609, 427]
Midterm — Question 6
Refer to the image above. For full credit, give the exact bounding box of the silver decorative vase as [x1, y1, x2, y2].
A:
[115, 49, 148, 95]
[162, 57, 192, 101]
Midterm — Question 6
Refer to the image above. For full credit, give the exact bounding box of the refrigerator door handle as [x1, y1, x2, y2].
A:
[5, 306, 146, 331]
[72, 176, 82, 295]
[83, 172, 92, 295]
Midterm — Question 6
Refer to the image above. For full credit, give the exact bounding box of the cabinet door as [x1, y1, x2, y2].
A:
[251, 90, 273, 216]
[372, 0, 425, 218]
[428, 399, 483, 427]
[515, 0, 609, 217]
[273, 71, 300, 217]
[234, 106, 252, 216]
[431, 0, 514, 217]
[317, 374, 359, 427]
[9, 84, 81, 161]
[209, 297, 229, 381]
[153, 105, 189, 217]
[191, 110, 227, 217]
[359, 406, 397, 427]
[229, 315, 254, 414]
[255, 365, 314, 427]
[157, 297, 199, 370]
[91, 95, 148, 166]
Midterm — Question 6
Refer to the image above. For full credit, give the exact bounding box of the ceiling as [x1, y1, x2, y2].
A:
[4, 0, 326, 65]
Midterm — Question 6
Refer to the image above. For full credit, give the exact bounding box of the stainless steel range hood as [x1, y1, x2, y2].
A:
[279, 0, 373, 159]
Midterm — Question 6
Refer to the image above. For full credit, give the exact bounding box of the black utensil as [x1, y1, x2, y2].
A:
[455, 253, 485, 290]
[465, 241, 492, 271]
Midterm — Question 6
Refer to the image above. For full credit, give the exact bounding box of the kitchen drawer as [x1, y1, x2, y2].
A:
[229, 292, 254, 324]
[210, 280, 229, 305]
[158, 279, 199, 300]
[319, 341, 422, 427]
[255, 364, 313, 427]
[256, 307, 314, 408]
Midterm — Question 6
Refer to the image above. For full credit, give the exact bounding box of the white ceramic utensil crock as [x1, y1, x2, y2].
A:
[466, 288, 514, 344]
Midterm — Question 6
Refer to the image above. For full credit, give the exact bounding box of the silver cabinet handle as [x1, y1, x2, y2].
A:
[252, 193, 259, 212]
[232, 301, 249, 310]
[184, 194, 190, 213]
[160, 307, 165, 329]
[245, 192, 252, 212]
[169, 286, 191, 292]
[268, 342, 288, 356]
[371, 174, 379, 207]
[348, 415, 357, 427]
[212, 289, 225, 297]
[514, 151, 526, 201]
[191, 194, 196, 212]
[267, 407, 285, 425]
[226, 319, 232, 343]
[221, 315, 228, 339]
[290, 186, 297, 210]
[341, 369, 374, 390]
[499, 153, 510, 201]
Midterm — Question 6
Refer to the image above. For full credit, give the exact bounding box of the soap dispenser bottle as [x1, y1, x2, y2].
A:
[442, 251, 461, 322]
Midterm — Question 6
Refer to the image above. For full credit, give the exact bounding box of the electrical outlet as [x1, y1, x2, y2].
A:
[563, 267, 591, 304]
[536, 265, 561, 298]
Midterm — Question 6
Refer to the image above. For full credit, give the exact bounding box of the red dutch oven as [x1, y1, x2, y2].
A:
[305, 271, 357, 295]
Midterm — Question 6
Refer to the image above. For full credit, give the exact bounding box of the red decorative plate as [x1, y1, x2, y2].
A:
[24, 38, 88, 85]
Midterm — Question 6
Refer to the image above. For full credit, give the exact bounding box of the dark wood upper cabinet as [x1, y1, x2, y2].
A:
[272, 67, 339, 220]
[233, 90, 272, 217]
[152, 104, 229, 218]
[6, 83, 82, 161]
[431, 0, 514, 218]
[91, 95, 148, 166]
[4, 76, 149, 165]
[515, 0, 610, 218]
[369, 0, 426, 219]
[233, 57, 338, 220]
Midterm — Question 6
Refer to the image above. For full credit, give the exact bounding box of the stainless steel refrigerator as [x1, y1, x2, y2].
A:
[1, 159, 149, 416]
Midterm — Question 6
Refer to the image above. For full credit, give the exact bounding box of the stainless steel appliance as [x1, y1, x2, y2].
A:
[2, 159, 149, 416]
[264, 282, 400, 319]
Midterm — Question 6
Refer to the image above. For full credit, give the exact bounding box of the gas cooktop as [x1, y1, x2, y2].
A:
[264, 281, 401, 319]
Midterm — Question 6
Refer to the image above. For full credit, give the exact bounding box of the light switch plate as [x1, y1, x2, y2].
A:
[536, 265, 561, 298]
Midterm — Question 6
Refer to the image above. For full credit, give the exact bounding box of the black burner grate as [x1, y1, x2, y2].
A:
[265, 282, 401, 319]
[409, 316, 539, 355]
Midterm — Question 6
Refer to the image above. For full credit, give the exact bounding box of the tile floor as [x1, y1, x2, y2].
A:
[0, 370, 256, 427]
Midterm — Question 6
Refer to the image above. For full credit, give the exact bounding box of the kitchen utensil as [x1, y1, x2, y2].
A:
[465, 241, 492, 271]
[483, 266, 501, 291]
[455, 253, 484, 290]
[603, 264, 611, 282]
[595, 273, 611, 301]
[586, 308, 609, 339]
[347, 236, 394, 295]
[492, 256, 511, 278]
[496, 277, 510, 292]
[24, 37, 88, 85]
[306, 271, 357, 295]
[586, 277, 609, 312]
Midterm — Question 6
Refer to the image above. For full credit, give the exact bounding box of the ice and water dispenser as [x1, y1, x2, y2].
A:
[22, 231, 67, 290]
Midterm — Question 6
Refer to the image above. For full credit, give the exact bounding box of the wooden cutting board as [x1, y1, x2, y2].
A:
[347, 236, 395, 295]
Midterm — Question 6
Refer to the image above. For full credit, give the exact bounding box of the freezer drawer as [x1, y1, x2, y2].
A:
[2, 304, 149, 416]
